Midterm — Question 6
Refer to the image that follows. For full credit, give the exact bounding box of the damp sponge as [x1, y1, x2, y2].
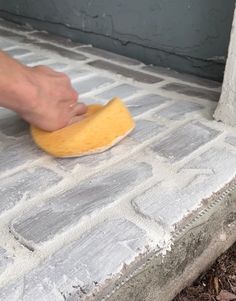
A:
[30, 97, 135, 158]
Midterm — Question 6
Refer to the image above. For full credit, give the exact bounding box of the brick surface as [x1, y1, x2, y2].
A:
[225, 136, 236, 147]
[0, 247, 13, 274]
[0, 135, 42, 174]
[78, 46, 141, 65]
[5, 47, 32, 57]
[0, 38, 17, 49]
[19, 53, 50, 65]
[0, 168, 62, 215]
[30, 31, 83, 48]
[33, 42, 87, 61]
[130, 120, 165, 142]
[151, 122, 220, 162]
[153, 100, 204, 120]
[94, 83, 141, 102]
[1, 219, 149, 300]
[45, 62, 68, 71]
[72, 75, 114, 95]
[0, 109, 28, 137]
[12, 161, 153, 245]
[133, 147, 236, 228]
[143, 65, 221, 89]
[64, 68, 95, 82]
[126, 94, 170, 117]
[161, 83, 220, 102]
[89, 60, 163, 84]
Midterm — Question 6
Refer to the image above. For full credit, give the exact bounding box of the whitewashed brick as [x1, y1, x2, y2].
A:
[0, 109, 28, 137]
[72, 76, 114, 95]
[225, 135, 236, 147]
[161, 83, 220, 102]
[133, 148, 236, 228]
[64, 68, 95, 82]
[153, 100, 204, 120]
[5, 47, 32, 57]
[46, 62, 68, 71]
[0, 135, 42, 174]
[0, 168, 62, 215]
[126, 94, 170, 117]
[151, 121, 220, 162]
[95, 84, 141, 102]
[0, 247, 13, 274]
[12, 161, 153, 245]
[0, 37, 15, 49]
[1, 219, 149, 300]
[19, 54, 50, 65]
[130, 120, 165, 142]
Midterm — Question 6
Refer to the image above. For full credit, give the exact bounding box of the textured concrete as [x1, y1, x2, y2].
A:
[0, 0, 235, 80]
[0, 20, 235, 301]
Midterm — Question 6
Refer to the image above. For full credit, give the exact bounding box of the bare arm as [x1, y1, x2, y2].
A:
[0, 50, 86, 131]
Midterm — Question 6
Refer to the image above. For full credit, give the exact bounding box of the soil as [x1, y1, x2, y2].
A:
[173, 242, 236, 301]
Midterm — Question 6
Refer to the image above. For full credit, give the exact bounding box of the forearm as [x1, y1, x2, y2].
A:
[0, 50, 36, 113]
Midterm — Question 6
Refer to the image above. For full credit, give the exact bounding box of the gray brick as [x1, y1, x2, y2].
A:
[64, 68, 95, 82]
[19, 53, 50, 65]
[30, 31, 83, 48]
[126, 94, 170, 117]
[153, 100, 204, 120]
[143, 65, 221, 89]
[0, 19, 34, 33]
[72, 75, 114, 95]
[130, 120, 164, 142]
[45, 62, 68, 71]
[0, 28, 25, 41]
[78, 46, 141, 65]
[0, 167, 62, 215]
[2, 219, 149, 300]
[151, 122, 220, 162]
[12, 161, 153, 244]
[95, 84, 141, 102]
[0, 247, 13, 274]
[33, 42, 87, 61]
[0, 109, 28, 137]
[133, 148, 236, 228]
[225, 136, 236, 147]
[161, 83, 220, 102]
[0, 38, 15, 49]
[89, 60, 163, 84]
[0, 135, 43, 174]
[5, 47, 32, 57]
[0, 281, 25, 301]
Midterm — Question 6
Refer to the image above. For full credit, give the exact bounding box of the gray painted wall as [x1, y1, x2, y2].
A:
[0, 0, 235, 81]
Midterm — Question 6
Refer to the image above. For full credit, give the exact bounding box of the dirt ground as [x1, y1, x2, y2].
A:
[173, 242, 236, 301]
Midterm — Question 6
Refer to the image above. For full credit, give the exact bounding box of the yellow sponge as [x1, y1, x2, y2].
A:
[31, 97, 135, 158]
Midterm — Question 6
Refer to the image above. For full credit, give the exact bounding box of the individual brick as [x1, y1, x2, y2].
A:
[64, 68, 95, 82]
[225, 136, 236, 147]
[0, 167, 62, 215]
[126, 94, 170, 117]
[0, 247, 13, 274]
[72, 75, 114, 95]
[0, 109, 28, 137]
[0, 37, 16, 49]
[153, 100, 204, 120]
[0, 135, 43, 174]
[89, 60, 163, 84]
[45, 62, 69, 71]
[19, 53, 50, 65]
[161, 83, 220, 102]
[33, 42, 87, 61]
[0, 28, 25, 41]
[2, 219, 150, 300]
[12, 161, 153, 245]
[143, 65, 221, 89]
[94, 84, 141, 102]
[151, 121, 220, 162]
[133, 147, 236, 228]
[30, 31, 83, 48]
[78, 46, 141, 65]
[130, 120, 164, 142]
[4, 47, 32, 57]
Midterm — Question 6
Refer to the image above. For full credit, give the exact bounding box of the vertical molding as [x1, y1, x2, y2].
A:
[214, 4, 236, 126]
